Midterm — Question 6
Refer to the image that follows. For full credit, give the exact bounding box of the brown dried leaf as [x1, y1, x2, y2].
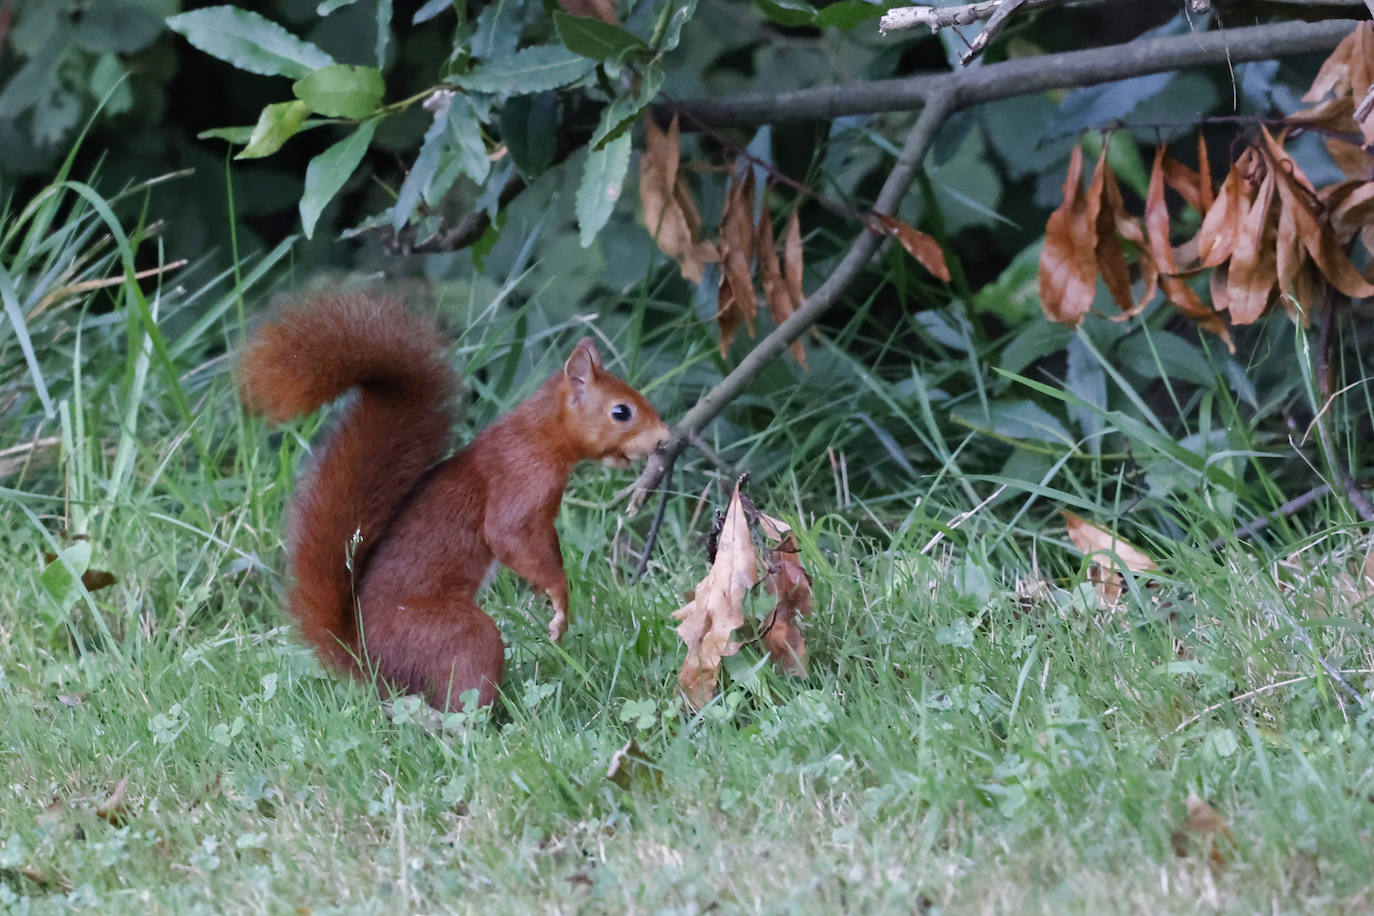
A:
[96, 777, 131, 825]
[1161, 156, 1207, 214]
[1330, 182, 1374, 244]
[1325, 137, 1374, 181]
[1288, 95, 1360, 135]
[1226, 167, 1278, 324]
[557, 0, 618, 23]
[1062, 510, 1156, 575]
[672, 482, 757, 710]
[1147, 146, 1233, 349]
[757, 202, 807, 368]
[716, 166, 757, 358]
[1170, 792, 1234, 870]
[761, 532, 812, 677]
[1304, 25, 1356, 102]
[639, 115, 718, 284]
[1088, 147, 1135, 315]
[1197, 154, 1251, 268]
[869, 212, 951, 282]
[1261, 126, 1374, 299]
[1197, 133, 1214, 213]
[1275, 190, 1306, 306]
[1038, 145, 1098, 325]
[783, 209, 803, 310]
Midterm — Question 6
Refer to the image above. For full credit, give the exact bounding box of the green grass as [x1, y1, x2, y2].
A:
[3, 182, 1374, 915]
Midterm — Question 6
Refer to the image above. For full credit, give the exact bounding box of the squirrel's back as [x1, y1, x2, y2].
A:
[238, 291, 458, 672]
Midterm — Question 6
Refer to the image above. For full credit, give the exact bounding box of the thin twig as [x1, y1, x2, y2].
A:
[1204, 483, 1333, 551]
[1260, 600, 1366, 707]
[632, 461, 673, 583]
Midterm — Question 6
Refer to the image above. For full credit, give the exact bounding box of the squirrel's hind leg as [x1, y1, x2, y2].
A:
[360, 599, 505, 711]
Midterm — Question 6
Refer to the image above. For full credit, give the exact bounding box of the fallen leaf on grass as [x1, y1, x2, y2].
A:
[1063, 510, 1155, 609]
[1170, 792, 1234, 870]
[96, 777, 131, 825]
[606, 738, 660, 790]
[673, 480, 757, 709]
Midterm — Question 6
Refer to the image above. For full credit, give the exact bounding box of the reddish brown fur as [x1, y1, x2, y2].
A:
[238, 291, 669, 711]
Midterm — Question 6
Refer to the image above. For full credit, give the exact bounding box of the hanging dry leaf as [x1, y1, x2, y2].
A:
[756, 203, 807, 367]
[761, 531, 811, 676]
[1146, 146, 1234, 350]
[1197, 154, 1251, 269]
[1039, 145, 1098, 325]
[1225, 166, 1277, 324]
[1087, 146, 1137, 316]
[1260, 126, 1374, 300]
[1324, 137, 1374, 181]
[639, 115, 719, 284]
[1197, 133, 1214, 213]
[673, 481, 757, 710]
[716, 165, 757, 358]
[1161, 156, 1208, 215]
[869, 212, 951, 282]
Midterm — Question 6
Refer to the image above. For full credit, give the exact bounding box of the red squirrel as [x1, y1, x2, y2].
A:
[238, 291, 669, 711]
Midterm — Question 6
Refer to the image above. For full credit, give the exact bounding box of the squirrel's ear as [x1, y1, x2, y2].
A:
[571, 336, 602, 369]
[563, 340, 598, 398]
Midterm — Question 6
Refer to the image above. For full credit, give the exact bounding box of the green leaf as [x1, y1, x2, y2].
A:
[199, 125, 256, 143]
[553, 12, 648, 62]
[589, 63, 663, 150]
[448, 94, 491, 184]
[236, 100, 309, 159]
[501, 93, 556, 181]
[292, 64, 385, 118]
[813, 0, 885, 29]
[471, 0, 527, 59]
[750, 0, 816, 27]
[576, 131, 631, 247]
[396, 95, 456, 230]
[39, 542, 92, 607]
[654, 0, 703, 53]
[455, 44, 595, 95]
[166, 6, 335, 79]
[317, 0, 359, 13]
[300, 118, 379, 238]
[413, 0, 454, 24]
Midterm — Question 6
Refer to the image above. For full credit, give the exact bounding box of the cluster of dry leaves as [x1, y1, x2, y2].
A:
[672, 479, 812, 709]
[1039, 23, 1374, 348]
[638, 115, 949, 364]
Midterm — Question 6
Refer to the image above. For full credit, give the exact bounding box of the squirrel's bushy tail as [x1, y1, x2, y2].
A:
[239, 291, 458, 673]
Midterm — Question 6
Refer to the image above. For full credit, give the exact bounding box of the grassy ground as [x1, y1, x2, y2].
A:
[3, 188, 1373, 914]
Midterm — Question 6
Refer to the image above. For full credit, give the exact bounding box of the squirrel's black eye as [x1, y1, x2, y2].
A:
[610, 403, 633, 423]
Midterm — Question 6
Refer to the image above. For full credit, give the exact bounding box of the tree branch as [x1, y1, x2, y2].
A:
[879, 0, 1070, 39]
[668, 19, 1360, 129]
[628, 17, 1363, 510]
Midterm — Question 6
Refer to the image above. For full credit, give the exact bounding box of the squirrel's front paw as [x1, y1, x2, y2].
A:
[548, 610, 568, 642]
